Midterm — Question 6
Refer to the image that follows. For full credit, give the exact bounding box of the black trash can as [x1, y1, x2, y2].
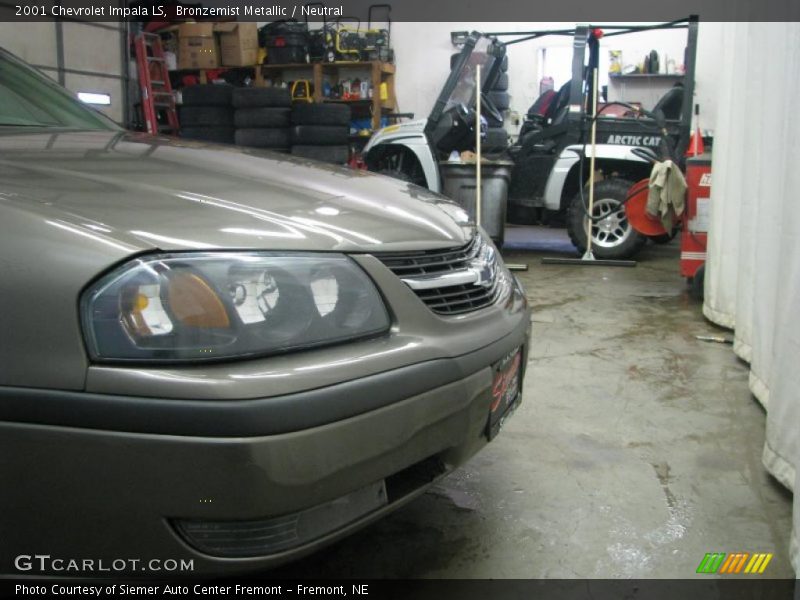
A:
[439, 160, 514, 246]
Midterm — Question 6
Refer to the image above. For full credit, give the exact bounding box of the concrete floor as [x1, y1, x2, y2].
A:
[274, 225, 794, 579]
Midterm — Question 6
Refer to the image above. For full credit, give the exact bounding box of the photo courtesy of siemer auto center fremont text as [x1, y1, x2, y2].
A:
[0, 0, 798, 598]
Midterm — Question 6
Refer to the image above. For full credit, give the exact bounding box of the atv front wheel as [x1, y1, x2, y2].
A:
[566, 178, 647, 260]
[378, 168, 414, 183]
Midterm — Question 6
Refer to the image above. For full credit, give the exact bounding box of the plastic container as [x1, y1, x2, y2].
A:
[439, 160, 514, 246]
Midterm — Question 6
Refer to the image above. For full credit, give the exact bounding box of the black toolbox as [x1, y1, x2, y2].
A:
[259, 21, 309, 64]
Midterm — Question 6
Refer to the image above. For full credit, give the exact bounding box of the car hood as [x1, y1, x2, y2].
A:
[0, 130, 472, 254]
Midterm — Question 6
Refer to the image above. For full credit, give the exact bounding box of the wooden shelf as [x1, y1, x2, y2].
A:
[260, 60, 394, 73]
[260, 61, 397, 130]
[171, 61, 397, 130]
[609, 73, 683, 80]
[319, 61, 395, 74]
[259, 63, 314, 70]
[171, 65, 255, 72]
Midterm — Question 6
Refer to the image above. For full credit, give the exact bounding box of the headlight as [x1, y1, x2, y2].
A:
[81, 253, 390, 363]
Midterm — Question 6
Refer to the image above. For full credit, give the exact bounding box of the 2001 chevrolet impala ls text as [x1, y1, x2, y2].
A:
[0, 47, 530, 575]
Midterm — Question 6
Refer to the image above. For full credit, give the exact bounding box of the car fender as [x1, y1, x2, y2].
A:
[364, 121, 441, 193]
[542, 144, 650, 211]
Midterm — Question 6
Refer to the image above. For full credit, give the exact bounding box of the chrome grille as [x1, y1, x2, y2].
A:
[376, 236, 481, 278]
[376, 235, 503, 315]
[414, 281, 501, 315]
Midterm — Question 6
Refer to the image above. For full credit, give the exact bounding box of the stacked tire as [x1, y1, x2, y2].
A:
[485, 55, 510, 152]
[233, 87, 292, 153]
[179, 84, 235, 144]
[290, 104, 351, 165]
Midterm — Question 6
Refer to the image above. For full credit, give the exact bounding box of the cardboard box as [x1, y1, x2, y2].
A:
[177, 22, 219, 70]
[217, 22, 259, 67]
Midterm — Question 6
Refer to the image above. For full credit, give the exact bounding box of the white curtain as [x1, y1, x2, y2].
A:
[703, 22, 800, 573]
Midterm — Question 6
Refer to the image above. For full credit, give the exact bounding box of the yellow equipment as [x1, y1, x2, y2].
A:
[291, 80, 313, 103]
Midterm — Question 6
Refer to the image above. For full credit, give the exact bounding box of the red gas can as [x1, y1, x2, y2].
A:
[681, 154, 712, 279]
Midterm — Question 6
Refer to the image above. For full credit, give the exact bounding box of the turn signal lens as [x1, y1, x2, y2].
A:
[121, 283, 173, 338]
[167, 272, 230, 329]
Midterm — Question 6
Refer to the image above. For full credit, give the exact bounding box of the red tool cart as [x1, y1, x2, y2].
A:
[682, 153, 711, 297]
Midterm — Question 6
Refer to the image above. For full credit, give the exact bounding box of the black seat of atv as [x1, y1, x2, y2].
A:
[518, 82, 571, 141]
[526, 83, 570, 122]
[527, 89, 557, 120]
[545, 82, 572, 125]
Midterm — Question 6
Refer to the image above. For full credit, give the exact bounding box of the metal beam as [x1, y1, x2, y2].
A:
[32, 64, 124, 81]
[675, 15, 699, 163]
[54, 17, 121, 32]
[485, 19, 690, 39]
[54, 19, 65, 85]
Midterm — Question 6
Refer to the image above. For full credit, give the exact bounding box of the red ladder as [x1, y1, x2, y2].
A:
[134, 32, 179, 135]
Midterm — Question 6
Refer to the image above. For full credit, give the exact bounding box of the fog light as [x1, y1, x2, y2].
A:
[173, 481, 387, 558]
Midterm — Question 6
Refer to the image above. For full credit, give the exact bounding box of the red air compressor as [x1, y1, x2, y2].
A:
[681, 154, 712, 298]
[624, 153, 712, 298]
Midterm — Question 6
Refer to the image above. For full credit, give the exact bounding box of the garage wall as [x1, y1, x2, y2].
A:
[390, 22, 722, 138]
[0, 17, 127, 123]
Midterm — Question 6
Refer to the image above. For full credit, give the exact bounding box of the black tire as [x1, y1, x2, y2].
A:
[491, 72, 509, 91]
[378, 168, 414, 183]
[486, 114, 504, 128]
[234, 128, 291, 148]
[566, 178, 647, 260]
[507, 203, 537, 225]
[451, 53, 507, 71]
[181, 84, 233, 107]
[290, 125, 348, 145]
[179, 106, 234, 127]
[291, 144, 349, 164]
[291, 103, 351, 126]
[487, 91, 510, 111]
[484, 127, 509, 151]
[689, 263, 705, 300]
[234, 107, 291, 128]
[368, 147, 428, 187]
[179, 126, 235, 144]
[232, 87, 292, 109]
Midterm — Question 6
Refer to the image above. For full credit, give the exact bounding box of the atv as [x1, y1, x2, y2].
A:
[364, 19, 699, 259]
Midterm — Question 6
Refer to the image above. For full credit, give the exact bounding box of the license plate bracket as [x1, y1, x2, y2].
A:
[486, 347, 522, 440]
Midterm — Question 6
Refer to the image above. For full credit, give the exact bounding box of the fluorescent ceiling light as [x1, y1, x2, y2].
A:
[77, 92, 111, 105]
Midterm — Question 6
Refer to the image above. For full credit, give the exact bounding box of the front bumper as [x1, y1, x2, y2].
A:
[0, 322, 529, 576]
